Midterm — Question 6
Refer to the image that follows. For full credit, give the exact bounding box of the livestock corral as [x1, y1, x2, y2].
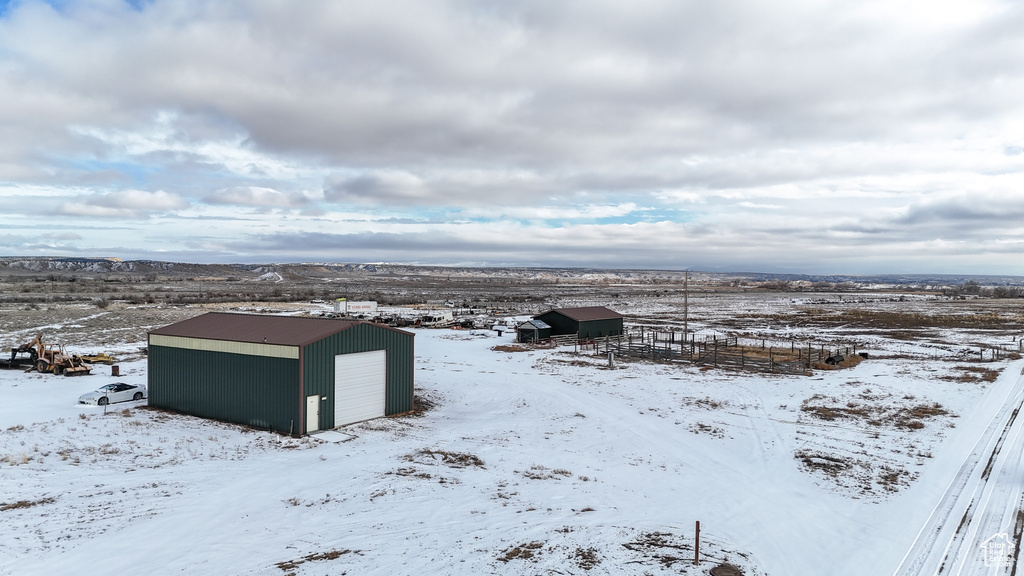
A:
[3, 259, 1024, 576]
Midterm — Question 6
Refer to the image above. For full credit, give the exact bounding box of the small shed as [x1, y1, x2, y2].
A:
[147, 312, 414, 435]
[516, 319, 552, 343]
[533, 306, 624, 340]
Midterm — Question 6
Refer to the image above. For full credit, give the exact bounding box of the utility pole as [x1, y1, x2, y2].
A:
[684, 269, 689, 336]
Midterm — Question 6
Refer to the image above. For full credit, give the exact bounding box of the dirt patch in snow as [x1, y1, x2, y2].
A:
[800, 394, 950, 429]
[794, 387, 958, 497]
[404, 448, 485, 468]
[275, 548, 360, 574]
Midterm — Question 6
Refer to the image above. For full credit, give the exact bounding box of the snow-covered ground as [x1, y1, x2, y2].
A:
[1, 325, 1022, 575]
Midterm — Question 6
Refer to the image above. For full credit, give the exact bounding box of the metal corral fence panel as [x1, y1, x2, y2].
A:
[578, 332, 858, 376]
[551, 333, 579, 346]
[147, 344, 301, 433]
[301, 323, 415, 428]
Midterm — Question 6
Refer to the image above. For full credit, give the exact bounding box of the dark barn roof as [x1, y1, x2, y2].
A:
[544, 306, 623, 322]
[149, 312, 411, 347]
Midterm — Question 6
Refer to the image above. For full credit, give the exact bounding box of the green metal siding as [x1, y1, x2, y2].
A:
[301, 323, 415, 430]
[535, 311, 577, 336]
[578, 318, 623, 339]
[148, 345, 301, 434]
[534, 312, 623, 339]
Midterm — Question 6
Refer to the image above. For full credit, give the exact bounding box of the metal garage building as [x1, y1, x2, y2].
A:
[532, 306, 624, 340]
[147, 312, 414, 435]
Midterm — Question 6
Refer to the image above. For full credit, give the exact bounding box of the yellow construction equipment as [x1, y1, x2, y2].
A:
[79, 352, 116, 365]
[20, 334, 93, 376]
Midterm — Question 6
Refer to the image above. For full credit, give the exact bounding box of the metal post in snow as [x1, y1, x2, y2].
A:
[694, 520, 700, 565]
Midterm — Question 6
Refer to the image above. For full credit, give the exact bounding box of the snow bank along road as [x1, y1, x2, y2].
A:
[893, 361, 1024, 576]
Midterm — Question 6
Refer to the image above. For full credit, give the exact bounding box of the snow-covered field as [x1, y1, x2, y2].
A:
[2, 312, 1023, 575]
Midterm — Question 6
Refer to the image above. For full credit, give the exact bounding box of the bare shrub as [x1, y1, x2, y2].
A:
[498, 541, 544, 563]
[0, 496, 56, 511]
[573, 547, 601, 570]
[492, 344, 530, 353]
[275, 549, 358, 572]
[795, 450, 852, 476]
[622, 531, 692, 568]
[405, 448, 484, 468]
[940, 365, 1000, 383]
[404, 394, 437, 417]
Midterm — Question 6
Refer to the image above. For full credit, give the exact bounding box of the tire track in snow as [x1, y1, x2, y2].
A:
[945, 401, 1024, 575]
[893, 367, 1024, 576]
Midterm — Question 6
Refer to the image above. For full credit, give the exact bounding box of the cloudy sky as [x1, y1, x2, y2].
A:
[1, 0, 1023, 274]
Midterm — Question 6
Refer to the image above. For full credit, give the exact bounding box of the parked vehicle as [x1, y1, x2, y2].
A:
[78, 383, 148, 406]
[0, 334, 40, 369]
[34, 343, 93, 376]
[419, 311, 454, 328]
[18, 334, 93, 376]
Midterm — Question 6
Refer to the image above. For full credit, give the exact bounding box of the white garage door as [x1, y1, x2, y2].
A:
[334, 350, 387, 427]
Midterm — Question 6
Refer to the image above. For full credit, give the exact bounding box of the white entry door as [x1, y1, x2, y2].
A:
[306, 395, 320, 434]
[334, 350, 387, 427]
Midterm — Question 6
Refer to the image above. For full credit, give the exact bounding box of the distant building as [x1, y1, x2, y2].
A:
[530, 306, 624, 340]
[516, 319, 552, 343]
[333, 299, 378, 315]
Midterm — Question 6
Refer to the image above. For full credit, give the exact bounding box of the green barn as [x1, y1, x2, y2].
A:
[147, 312, 414, 435]
[533, 306, 624, 340]
[516, 319, 552, 343]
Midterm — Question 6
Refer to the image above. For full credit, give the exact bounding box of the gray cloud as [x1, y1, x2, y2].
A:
[898, 193, 1024, 226]
[204, 186, 309, 208]
[57, 189, 190, 218]
[8, 1, 1021, 178]
[41, 232, 83, 241]
[0, 1, 1023, 273]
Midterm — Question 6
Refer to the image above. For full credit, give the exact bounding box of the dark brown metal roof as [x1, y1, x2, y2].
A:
[545, 306, 624, 321]
[148, 312, 412, 347]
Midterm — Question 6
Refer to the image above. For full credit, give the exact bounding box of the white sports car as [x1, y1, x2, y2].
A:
[78, 383, 148, 406]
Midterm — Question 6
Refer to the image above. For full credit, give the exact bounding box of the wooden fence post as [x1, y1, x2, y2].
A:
[694, 520, 700, 565]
